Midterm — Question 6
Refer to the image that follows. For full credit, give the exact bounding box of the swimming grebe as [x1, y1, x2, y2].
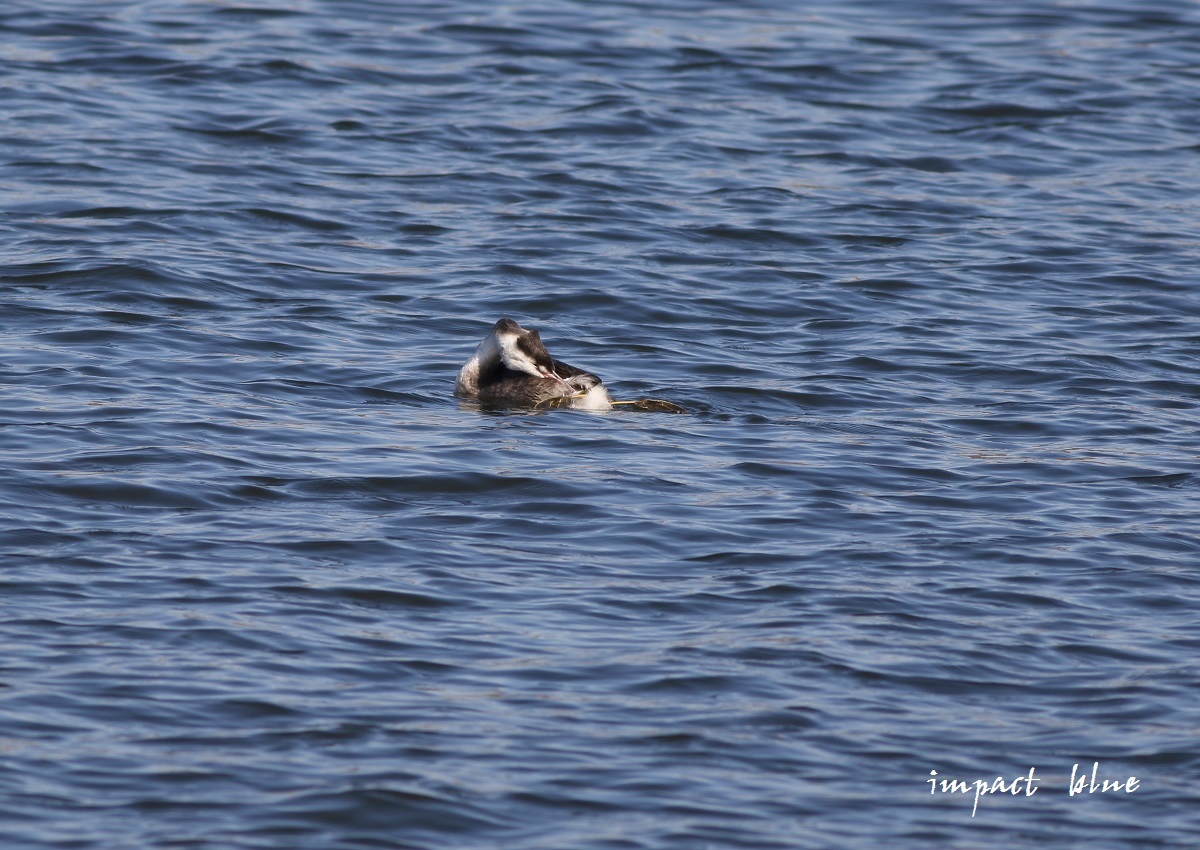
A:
[456, 318, 614, 410]
[456, 319, 687, 412]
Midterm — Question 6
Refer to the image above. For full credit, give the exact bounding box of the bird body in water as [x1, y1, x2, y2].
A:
[456, 318, 684, 412]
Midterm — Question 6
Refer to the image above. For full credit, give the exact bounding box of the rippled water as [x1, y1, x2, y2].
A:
[3, 1, 1200, 847]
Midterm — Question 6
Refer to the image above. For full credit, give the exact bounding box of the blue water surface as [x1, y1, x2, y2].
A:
[3, 1, 1200, 847]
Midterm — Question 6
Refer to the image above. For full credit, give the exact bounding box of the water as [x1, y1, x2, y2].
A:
[3, 1, 1199, 847]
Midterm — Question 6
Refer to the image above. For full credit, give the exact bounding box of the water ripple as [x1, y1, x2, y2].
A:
[3, 0, 1200, 848]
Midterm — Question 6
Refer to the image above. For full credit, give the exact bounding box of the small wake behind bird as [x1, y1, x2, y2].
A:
[455, 318, 686, 413]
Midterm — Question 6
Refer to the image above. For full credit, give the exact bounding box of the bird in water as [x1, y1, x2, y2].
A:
[455, 318, 685, 412]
